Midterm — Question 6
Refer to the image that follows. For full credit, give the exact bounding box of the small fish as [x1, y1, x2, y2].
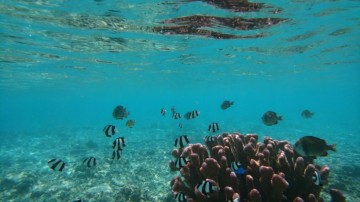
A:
[172, 112, 181, 119]
[221, 100, 234, 110]
[171, 106, 177, 115]
[204, 135, 217, 142]
[262, 111, 282, 126]
[301, 109, 314, 118]
[113, 105, 130, 120]
[160, 108, 166, 116]
[208, 122, 220, 133]
[184, 110, 200, 120]
[230, 161, 246, 175]
[112, 149, 122, 160]
[48, 159, 65, 171]
[174, 192, 187, 202]
[174, 157, 188, 169]
[178, 123, 183, 129]
[227, 193, 240, 202]
[294, 136, 336, 157]
[73, 199, 82, 202]
[312, 170, 322, 186]
[103, 125, 117, 137]
[174, 135, 189, 148]
[83, 157, 96, 167]
[184, 112, 191, 120]
[196, 180, 219, 195]
[125, 119, 135, 128]
[113, 137, 126, 151]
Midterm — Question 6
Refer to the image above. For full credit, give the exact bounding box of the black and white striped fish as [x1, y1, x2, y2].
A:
[204, 135, 217, 142]
[112, 149, 122, 160]
[174, 157, 188, 169]
[231, 161, 241, 171]
[196, 180, 219, 195]
[184, 110, 200, 120]
[226, 193, 240, 202]
[113, 137, 126, 151]
[103, 125, 117, 137]
[48, 159, 65, 171]
[174, 135, 189, 148]
[161, 108, 166, 116]
[174, 192, 187, 202]
[312, 170, 322, 186]
[83, 157, 96, 167]
[208, 122, 220, 133]
[172, 112, 181, 119]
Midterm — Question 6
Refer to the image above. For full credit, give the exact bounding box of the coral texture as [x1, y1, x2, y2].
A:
[169, 132, 345, 202]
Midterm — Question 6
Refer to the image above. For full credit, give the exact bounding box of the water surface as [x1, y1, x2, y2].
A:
[0, 0, 359, 201]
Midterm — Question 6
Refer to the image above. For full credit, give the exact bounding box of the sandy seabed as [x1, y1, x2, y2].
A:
[0, 126, 359, 202]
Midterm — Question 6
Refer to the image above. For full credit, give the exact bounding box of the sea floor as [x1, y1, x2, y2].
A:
[0, 124, 359, 202]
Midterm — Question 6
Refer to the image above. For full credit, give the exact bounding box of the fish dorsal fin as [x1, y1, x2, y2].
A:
[306, 136, 326, 144]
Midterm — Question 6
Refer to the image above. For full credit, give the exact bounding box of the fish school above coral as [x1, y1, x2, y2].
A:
[169, 133, 345, 202]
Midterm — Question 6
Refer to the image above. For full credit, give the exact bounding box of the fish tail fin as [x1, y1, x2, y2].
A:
[329, 144, 336, 152]
[278, 116, 283, 120]
[231, 101, 234, 105]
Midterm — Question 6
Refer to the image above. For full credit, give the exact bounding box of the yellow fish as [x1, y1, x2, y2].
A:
[125, 119, 135, 128]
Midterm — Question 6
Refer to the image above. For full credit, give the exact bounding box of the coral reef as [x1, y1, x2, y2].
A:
[153, 0, 286, 39]
[169, 132, 345, 202]
[200, 0, 266, 12]
[153, 15, 287, 39]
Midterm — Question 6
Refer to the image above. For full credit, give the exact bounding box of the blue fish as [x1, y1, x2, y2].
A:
[231, 161, 246, 175]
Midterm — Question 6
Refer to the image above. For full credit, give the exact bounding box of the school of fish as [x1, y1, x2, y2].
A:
[47, 101, 335, 202]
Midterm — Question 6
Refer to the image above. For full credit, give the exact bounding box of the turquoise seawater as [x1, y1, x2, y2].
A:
[0, 0, 359, 201]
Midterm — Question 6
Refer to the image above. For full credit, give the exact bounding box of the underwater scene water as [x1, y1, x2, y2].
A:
[0, 0, 359, 202]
